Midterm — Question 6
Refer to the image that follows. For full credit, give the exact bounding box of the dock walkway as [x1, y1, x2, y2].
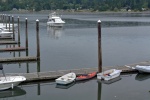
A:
[2, 60, 150, 83]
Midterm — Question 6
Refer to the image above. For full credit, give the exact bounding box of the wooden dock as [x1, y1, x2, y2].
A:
[0, 41, 18, 45]
[3, 60, 149, 83]
[0, 47, 26, 52]
[4, 66, 136, 83]
[0, 37, 13, 40]
[0, 56, 37, 63]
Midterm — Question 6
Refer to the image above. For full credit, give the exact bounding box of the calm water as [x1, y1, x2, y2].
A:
[0, 12, 150, 100]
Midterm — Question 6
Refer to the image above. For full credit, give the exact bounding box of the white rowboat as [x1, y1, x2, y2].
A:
[55, 72, 76, 85]
[135, 65, 150, 73]
[97, 69, 122, 81]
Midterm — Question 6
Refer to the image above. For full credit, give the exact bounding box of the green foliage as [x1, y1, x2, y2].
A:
[0, 0, 149, 11]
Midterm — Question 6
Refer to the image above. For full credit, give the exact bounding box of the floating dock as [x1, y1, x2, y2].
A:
[3, 62, 146, 82]
[0, 56, 37, 63]
[0, 47, 26, 52]
[3, 60, 149, 83]
[0, 41, 18, 45]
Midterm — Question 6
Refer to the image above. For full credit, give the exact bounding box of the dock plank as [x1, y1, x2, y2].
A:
[0, 56, 37, 62]
[0, 47, 26, 52]
[0, 41, 18, 45]
[0, 37, 13, 40]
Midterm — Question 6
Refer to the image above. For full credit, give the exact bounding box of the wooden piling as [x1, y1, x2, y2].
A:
[6, 15, 7, 29]
[36, 19, 40, 60]
[8, 15, 10, 31]
[18, 16, 20, 45]
[12, 16, 15, 40]
[2, 14, 4, 25]
[25, 18, 28, 51]
[4, 14, 6, 27]
[98, 20, 102, 73]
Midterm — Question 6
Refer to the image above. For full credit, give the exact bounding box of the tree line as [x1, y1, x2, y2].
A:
[0, 0, 150, 12]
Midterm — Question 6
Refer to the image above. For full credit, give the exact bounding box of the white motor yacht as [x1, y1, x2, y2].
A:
[47, 12, 65, 27]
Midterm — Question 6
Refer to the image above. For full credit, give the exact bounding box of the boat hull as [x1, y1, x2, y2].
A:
[47, 22, 65, 27]
[0, 76, 26, 91]
[55, 72, 76, 85]
[135, 65, 150, 73]
[97, 69, 122, 81]
[76, 72, 97, 81]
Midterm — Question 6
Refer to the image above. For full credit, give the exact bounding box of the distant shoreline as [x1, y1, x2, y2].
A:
[1, 10, 150, 15]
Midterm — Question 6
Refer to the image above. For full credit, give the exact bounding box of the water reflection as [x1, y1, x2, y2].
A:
[55, 81, 76, 89]
[97, 76, 121, 85]
[47, 26, 64, 39]
[135, 73, 150, 81]
[0, 87, 26, 98]
[97, 82, 102, 100]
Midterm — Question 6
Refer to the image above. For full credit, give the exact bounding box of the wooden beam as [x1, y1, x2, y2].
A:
[0, 47, 26, 52]
[0, 41, 18, 45]
[0, 56, 37, 63]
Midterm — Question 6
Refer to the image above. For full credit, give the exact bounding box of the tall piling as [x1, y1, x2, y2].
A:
[4, 14, 6, 27]
[8, 15, 10, 31]
[18, 16, 20, 46]
[2, 14, 4, 25]
[6, 15, 7, 29]
[12, 16, 15, 40]
[98, 20, 102, 73]
[36, 19, 40, 60]
[25, 18, 28, 56]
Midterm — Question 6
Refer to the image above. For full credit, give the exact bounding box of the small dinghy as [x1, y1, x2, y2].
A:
[97, 69, 122, 81]
[55, 72, 76, 85]
[135, 65, 150, 73]
[76, 72, 97, 81]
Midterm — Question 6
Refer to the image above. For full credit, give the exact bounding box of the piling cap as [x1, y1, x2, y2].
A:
[25, 18, 27, 20]
[36, 19, 39, 22]
[98, 20, 101, 23]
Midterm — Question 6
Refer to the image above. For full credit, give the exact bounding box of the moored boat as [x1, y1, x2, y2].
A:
[55, 72, 76, 85]
[135, 65, 150, 73]
[76, 72, 97, 81]
[97, 69, 122, 81]
[0, 76, 26, 91]
[47, 12, 65, 27]
[0, 64, 26, 91]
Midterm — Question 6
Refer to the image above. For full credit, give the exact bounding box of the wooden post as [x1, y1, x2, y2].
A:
[0, 14, 1, 23]
[25, 18, 28, 55]
[37, 61, 40, 72]
[4, 14, 6, 27]
[6, 15, 7, 29]
[98, 20, 102, 73]
[18, 16, 20, 46]
[36, 19, 40, 60]
[12, 16, 15, 40]
[2, 14, 4, 25]
[8, 15, 10, 31]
